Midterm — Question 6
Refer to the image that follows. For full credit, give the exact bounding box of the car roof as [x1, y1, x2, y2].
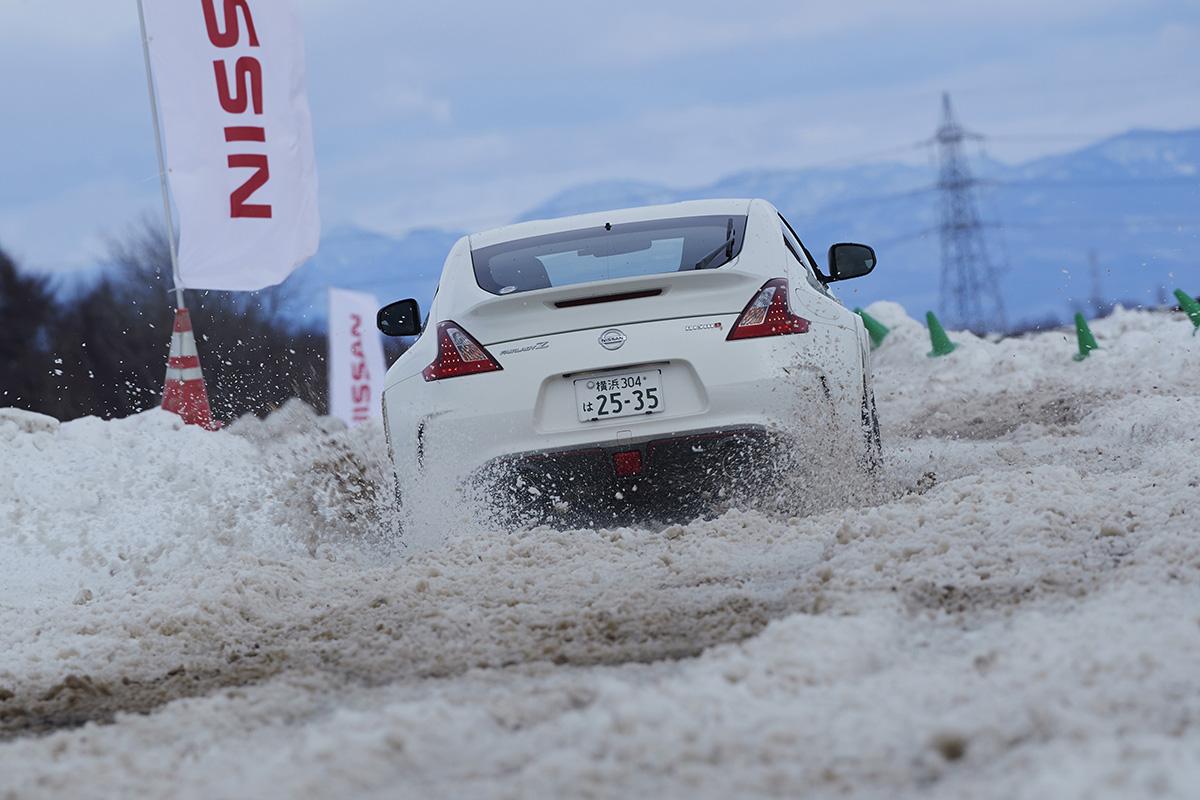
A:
[467, 198, 757, 250]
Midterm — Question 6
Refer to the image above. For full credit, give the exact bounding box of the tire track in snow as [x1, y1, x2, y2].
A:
[2, 307, 1198, 797]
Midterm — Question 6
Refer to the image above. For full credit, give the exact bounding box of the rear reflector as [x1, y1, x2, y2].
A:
[613, 450, 643, 477]
[727, 278, 811, 340]
[422, 321, 503, 381]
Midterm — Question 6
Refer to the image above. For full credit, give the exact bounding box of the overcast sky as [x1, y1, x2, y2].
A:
[1, 0, 1197, 272]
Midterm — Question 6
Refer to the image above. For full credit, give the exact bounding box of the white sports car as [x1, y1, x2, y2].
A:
[377, 198, 880, 524]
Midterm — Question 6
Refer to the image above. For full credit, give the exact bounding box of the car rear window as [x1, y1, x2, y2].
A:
[471, 215, 749, 296]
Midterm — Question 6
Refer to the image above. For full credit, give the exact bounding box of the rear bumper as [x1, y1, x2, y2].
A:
[384, 314, 867, 518]
[473, 425, 780, 524]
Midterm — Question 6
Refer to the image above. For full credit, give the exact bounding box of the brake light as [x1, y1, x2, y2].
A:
[726, 278, 810, 340]
[422, 321, 503, 381]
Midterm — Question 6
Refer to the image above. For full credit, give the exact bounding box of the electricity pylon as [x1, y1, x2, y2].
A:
[935, 93, 1007, 332]
[1088, 249, 1106, 315]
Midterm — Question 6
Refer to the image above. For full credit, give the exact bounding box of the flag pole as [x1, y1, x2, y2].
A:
[135, 0, 186, 310]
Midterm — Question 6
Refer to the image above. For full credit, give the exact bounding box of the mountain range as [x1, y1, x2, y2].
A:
[226, 128, 1200, 329]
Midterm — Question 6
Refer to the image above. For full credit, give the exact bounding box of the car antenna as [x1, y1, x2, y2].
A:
[605, 222, 612, 231]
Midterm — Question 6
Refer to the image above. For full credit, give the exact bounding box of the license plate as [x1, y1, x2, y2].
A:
[574, 370, 664, 422]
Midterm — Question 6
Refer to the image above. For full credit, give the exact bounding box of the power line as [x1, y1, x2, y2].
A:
[874, 218, 1200, 249]
[983, 176, 1200, 189]
[983, 133, 1115, 142]
[798, 140, 929, 170]
[991, 218, 1200, 231]
[805, 170, 1198, 213]
[792, 125, 1200, 177]
[871, 226, 939, 249]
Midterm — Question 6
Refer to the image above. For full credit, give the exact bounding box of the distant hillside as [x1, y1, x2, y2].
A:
[516, 162, 932, 222]
[284, 226, 461, 323]
[514, 128, 1200, 325]
[59, 128, 1200, 330]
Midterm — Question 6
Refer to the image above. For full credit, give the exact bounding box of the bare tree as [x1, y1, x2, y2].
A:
[5, 221, 409, 422]
[0, 247, 59, 410]
[39, 221, 329, 421]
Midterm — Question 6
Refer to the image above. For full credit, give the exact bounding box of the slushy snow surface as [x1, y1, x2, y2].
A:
[2, 305, 1198, 798]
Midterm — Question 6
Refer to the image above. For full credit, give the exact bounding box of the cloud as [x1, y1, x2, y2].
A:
[0, 179, 160, 270]
[368, 89, 453, 125]
[1, 0, 1197, 271]
[0, 0, 137, 48]
[308, 12, 1200, 236]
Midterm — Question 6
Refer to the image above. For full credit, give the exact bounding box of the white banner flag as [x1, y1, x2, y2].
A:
[142, 0, 319, 291]
[328, 288, 387, 427]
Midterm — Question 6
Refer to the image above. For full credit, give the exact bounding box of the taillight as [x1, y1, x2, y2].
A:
[422, 321, 503, 381]
[726, 278, 811, 340]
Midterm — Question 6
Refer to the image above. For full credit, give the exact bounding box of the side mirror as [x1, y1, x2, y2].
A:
[827, 243, 877, 281]
[377, 298, 422, 337]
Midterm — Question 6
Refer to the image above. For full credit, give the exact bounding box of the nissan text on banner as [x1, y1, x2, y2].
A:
[142, 0, 319, 291]
[328, 289, 387, 427]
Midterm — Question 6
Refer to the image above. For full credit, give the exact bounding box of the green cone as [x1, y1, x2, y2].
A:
[925, 312, 957, 358]
[1173, 289, 1200, 332]
[854, 307, 891, 349]
[1073, 312, 1099, 361]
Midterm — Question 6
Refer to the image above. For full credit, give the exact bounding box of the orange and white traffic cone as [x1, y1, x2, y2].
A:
[161, 307, 219, 430]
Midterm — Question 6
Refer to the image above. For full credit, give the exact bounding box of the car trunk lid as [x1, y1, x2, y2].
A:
[456, 269, 766, 346]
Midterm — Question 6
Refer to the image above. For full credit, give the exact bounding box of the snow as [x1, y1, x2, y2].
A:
[1, 306, 1198, 798]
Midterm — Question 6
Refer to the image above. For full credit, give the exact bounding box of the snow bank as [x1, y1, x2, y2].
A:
[1, 307, 1197, 798]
